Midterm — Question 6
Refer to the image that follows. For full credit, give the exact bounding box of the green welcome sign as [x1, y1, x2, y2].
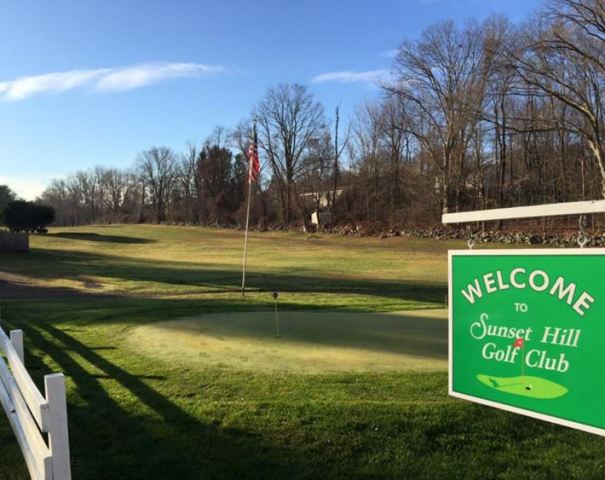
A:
[449, 249, 605, 436]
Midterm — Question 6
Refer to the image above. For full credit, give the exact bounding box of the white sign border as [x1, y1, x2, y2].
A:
[449, 248, 605, 437]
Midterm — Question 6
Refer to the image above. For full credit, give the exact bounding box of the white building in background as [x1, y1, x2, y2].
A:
[299, 189, 345, 227]
[299, 189, 345, 209]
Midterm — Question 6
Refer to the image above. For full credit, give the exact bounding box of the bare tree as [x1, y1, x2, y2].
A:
[74, 168, 103, 223]
[350, 101, 385, 221]
[511, 2, 605, 197]
[298, 129, 333, 212]
[100, 168, 129, 215]
[379, 97, 411, 210]
[255, 83, 326, 223]
[177, 144, 198, 222]
[331, 106, 350, 210]
[387, 20, 498, 213]
[205, 125, 230, 150]
[137, 147, 177, 223]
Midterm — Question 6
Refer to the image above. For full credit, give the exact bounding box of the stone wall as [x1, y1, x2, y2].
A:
[0, 231, 29, 252]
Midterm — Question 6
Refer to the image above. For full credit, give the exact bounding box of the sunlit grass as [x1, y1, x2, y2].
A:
[0, 226, 602, 479]
[127, 309, 448, 374]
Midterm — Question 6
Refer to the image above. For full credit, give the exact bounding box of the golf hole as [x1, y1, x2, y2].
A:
[525, 385, 532, 391]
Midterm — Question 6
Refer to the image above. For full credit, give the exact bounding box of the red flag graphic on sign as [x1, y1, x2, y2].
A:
[512, 337, 524, 349]
[247, 128, 260, 183]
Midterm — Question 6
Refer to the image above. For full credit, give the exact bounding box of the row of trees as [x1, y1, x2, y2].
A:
[380, 0, 605, 218]
[40, 0, 605, 229]
[41, 140, 249, 226]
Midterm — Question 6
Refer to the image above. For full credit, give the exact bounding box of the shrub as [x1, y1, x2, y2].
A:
[2, 201, 56, 233]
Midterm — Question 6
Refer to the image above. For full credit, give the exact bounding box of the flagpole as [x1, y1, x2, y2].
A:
[241, 119, 256, 297]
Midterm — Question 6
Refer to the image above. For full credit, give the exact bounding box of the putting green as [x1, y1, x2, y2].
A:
[128, 309, 447, 373]
[477, 374, 568, 399]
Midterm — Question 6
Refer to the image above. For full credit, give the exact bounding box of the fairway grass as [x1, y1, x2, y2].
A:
[1, 225, 604, 479]
[0, 224, 449, 308]
[128, 309, 448, 373]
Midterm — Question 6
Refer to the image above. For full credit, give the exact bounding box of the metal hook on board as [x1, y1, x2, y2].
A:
[466, 226, 475, 250]
[578, 214, 588, 248]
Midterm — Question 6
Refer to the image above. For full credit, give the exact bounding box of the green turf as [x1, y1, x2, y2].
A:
[0, 225, 603, 479]
[128, 309, 448, 373]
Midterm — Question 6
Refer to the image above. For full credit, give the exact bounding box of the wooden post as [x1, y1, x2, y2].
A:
[44, 374, 71, 480]
[9, 330, 24, 364]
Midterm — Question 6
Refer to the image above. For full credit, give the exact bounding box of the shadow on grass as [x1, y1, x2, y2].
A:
[48, 232, 156, 244]
[7, 320, 310, 479]
[2, 278, 446, 360]
[2, 293, 605, 479]
[0, 247, 446, 304]
[144, 310, 448, 361]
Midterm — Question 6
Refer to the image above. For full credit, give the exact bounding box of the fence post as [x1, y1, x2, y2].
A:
[9, 330, 24, 363]
[44, 373, 71, 480]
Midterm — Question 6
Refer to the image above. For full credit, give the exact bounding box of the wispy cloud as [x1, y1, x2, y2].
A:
[95, 63, 224, 92]
[0, 62, 225, 101]
[311, 69, 389, 85]
[0, 68, 110, 101]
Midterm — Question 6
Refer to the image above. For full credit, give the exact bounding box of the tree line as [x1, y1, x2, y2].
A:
[40, 136, 249, 226]
[39, 0, 605, 229]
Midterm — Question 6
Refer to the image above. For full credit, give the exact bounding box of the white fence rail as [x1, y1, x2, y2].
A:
[442, 199, 605, 224]
[0, 325, 71, 480]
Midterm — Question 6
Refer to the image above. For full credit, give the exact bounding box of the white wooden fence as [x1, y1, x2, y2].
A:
[0, 325, 71, 480]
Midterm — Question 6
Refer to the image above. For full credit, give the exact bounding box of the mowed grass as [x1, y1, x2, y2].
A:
[0, 225, 450, 309]
[128, 309, 448, 373]
[0, 225, 603, 479]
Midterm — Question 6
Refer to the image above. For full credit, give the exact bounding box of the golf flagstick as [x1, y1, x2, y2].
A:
[241, 118, 260, 297]
[273, 292, 280, 338]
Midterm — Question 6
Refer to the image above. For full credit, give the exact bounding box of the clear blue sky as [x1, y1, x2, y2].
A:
[0, 0, 541, 199]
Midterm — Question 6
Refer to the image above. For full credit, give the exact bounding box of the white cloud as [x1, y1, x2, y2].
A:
[95, 62, 224, 92]
[0, 176, 48, 200]
[311, 69, 389, 85]
[0, 68, 111, 101]
[0, 62, 225, 101]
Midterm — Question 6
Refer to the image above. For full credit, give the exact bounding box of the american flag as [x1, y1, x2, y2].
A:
[247, 125, 260, 183]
